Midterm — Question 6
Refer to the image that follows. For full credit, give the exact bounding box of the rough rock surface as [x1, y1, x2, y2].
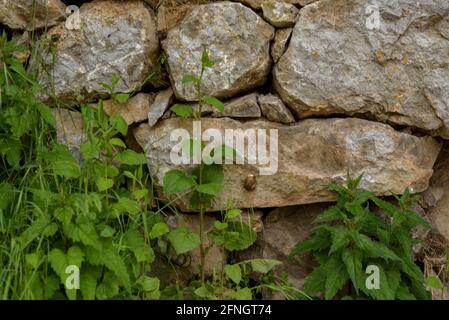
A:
[102, 93, 155, 126]
[54, 109, 85, 162]
[148, 88, 174, 127]
[40, 0, 159, 104]
[195, 93, 261, 118]
[274, 0, 449, 138]
[271, 28, 293, 63]
[162, 2, 274, 101]
[0, 0, 66, 30]
[165, 214, 226, 277]
[233, 0, 316, 9]
[237, 204, 326, 298]
[259, 93, 295, 123]
[423, 147, 449, 242]
[134, 117, 440, 211]
[261, 1, 299, 28]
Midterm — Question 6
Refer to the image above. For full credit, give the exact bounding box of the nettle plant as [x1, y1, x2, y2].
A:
[290, 175, 432, 300]
[158, 49, 282, 299]
[1, 63, 161, 298]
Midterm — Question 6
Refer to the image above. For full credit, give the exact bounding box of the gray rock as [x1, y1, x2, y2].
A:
[271, 28, 293, 63]
[237, 204, 326, 299]
[0, 0, 66, 30]
[274, 0, 449, 138]
[232, 0, 316, 9]
[100, 93, 155, 126]
[134, 117, 440, 211]
[54, 109, 85, 162]
[423, 147, 449, 243]
[261, 0, 299, 28]
[191, 93, 261, 118]
[148, 88, 174, 127]
[39, 0, 159, 104]
[259, 93, 295, 123]
[162, 2, 275, 101]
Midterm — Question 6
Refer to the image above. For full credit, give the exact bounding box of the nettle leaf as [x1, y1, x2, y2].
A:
[171, 104, 194, 118]
[114, 93, 130, 104]
[354, 233, 400, 261]
[314, 207, 342, 223]
[324, 256, 349, 300]
[289, 229, 331, 257]
[341, 250, 364, 293]
[182, 74, 200, 85]
[53, 207, 74, 227]
[224, 264, 242, 285]
[0, 182, 16, 210]
[65, 221, 101, 250]
[85, 242, 131, 291]
[52, 161, 81, 178]
[163, 170, 197, 195]
[225, 209, 242, 221]
[149, 222, 170, 239]
[109, 115, 128, 135]
[80, 266, 101, 300]
[167, 227, 200, 255]
[201, 96, 224, 113]
[195, 183, 222, 196]
[248, 259, 282, 274]
[80, 143, 101, 160]
[234, 288, 252, 300]
[303, 263, 327, 295]
[96, 177, 114, 192]
[213, 221, 228, 230]
[36, 104, 55, 127]
[224, 221, 257, 251]
[425, 276, 444, 289]
[140, 276, 160, 294]
[134, 246, 155, 263]
[109, 137, 127, 148]
[115, 150, 147, 166]
[201, 49, 216, 68]
[329, 226, 350, 254]
[115, 197, 141, 215]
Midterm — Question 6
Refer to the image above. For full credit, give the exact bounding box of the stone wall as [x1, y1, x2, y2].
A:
[2, 0, 449, 291]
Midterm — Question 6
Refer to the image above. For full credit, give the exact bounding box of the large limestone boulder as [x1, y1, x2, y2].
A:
[0, 0, 66, 30]
[162, 2, 275, 101]
[134, 117, 441, 211]
[39, 0, 159, 104]
[274, 0, 449, 138]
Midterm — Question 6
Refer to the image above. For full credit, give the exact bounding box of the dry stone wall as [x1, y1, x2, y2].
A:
[2, 0, 449, 291]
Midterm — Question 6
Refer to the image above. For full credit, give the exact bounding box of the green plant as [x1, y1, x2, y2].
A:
[160, 50, 285, 299]
[290, 175, 432, 300]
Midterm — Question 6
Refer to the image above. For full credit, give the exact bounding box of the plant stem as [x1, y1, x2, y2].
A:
[198, 67, 206, 286]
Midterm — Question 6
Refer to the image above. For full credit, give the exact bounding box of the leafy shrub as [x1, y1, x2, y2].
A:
[290, 175, 431, 300]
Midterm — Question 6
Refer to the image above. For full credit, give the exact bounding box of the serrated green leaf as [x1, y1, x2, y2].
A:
[249, 259, 282, 274]
[167, 227, 200, 255]
[149, 222, 169, 239]
[115, 150, 147, 165]
[224, 264, 242, 285]
[201, 96, 224, 113]
[171, 104, 194, 118]
[163, 170, 197, 195]
[110, 115, 128, 135]
[96, 177, 114, 192]
[182, 74, 200, 84]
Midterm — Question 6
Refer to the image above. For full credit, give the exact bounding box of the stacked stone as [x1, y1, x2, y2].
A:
[2, 0, 449, 291]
